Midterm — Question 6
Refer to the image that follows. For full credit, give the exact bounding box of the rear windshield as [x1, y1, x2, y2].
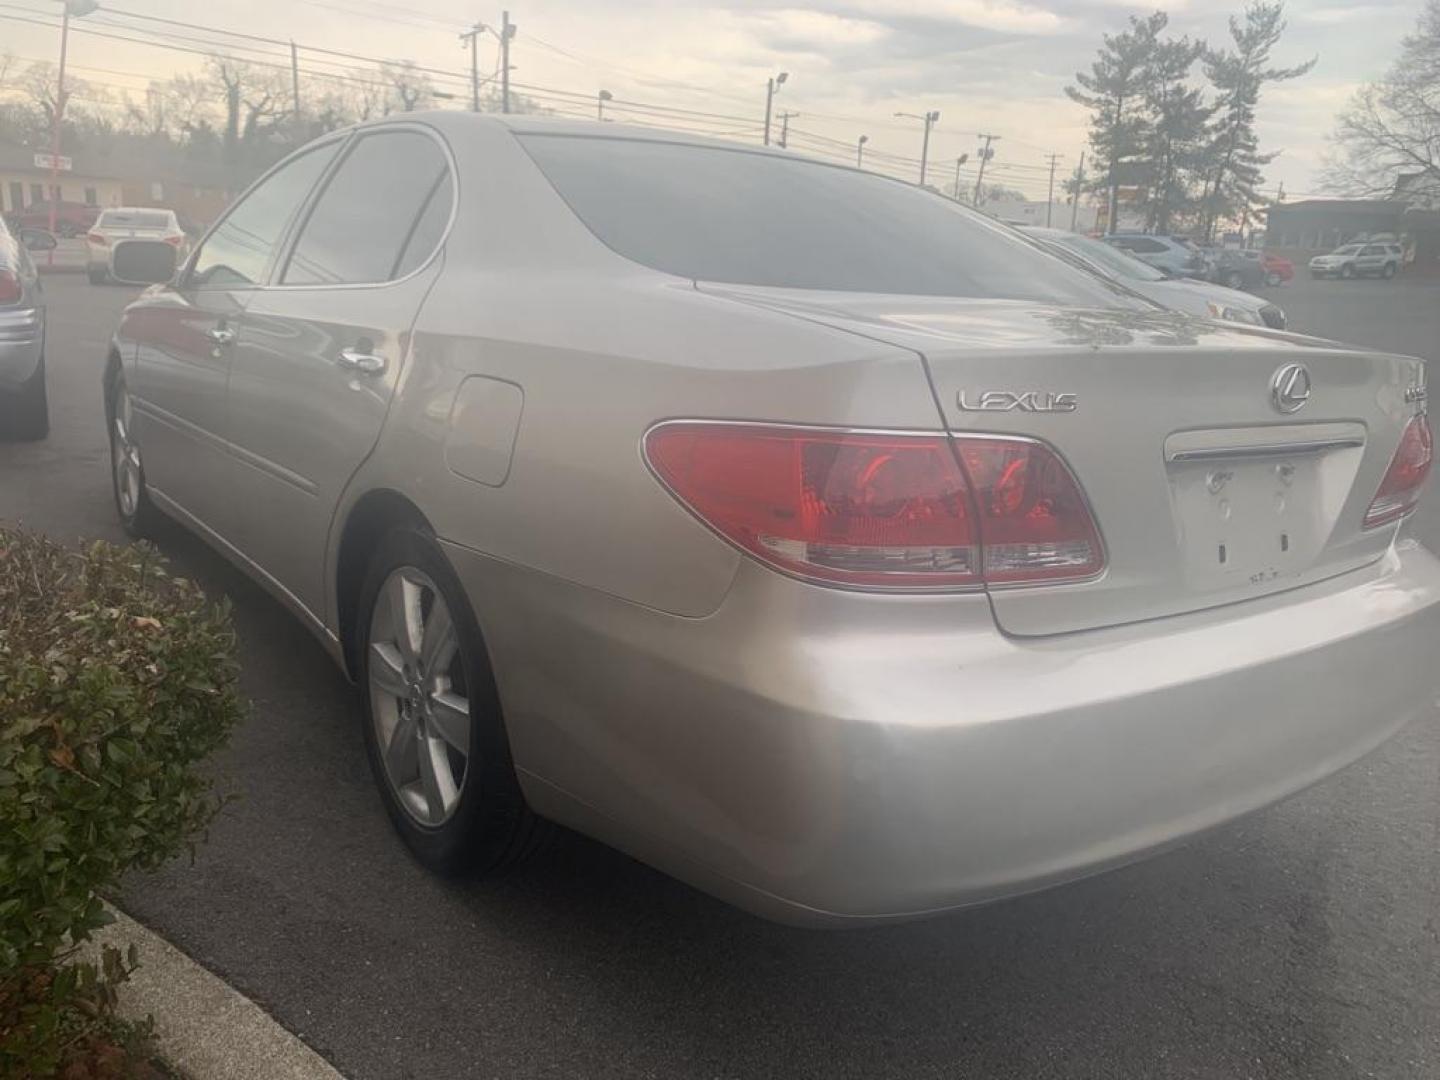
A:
[99, 210, 172, 230]
[518, 134, 1139, 306]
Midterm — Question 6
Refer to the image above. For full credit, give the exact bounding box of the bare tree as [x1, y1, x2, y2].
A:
[1324, 0, 1440, 198]
[379, 61, 434, 114]
[207, 55, 290, 165]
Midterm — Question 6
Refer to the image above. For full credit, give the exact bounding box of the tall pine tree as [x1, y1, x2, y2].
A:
[1198, 2, 1314, 240]
[1143, 35, 1212, 233]
[1066, 11, 1166, 233]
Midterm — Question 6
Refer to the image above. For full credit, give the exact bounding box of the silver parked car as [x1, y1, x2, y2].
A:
[1021, 226, 1285, 329]
[0, 219, 49, 440]
[104, 115, 1440, 925]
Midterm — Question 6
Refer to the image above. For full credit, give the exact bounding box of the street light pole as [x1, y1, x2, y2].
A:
[763, 71, 787, 146]
[856, 134, 868, 167]
[46, 0, 97, 264]
[894, 110, 940, 185]
[597, 89, 612, 121]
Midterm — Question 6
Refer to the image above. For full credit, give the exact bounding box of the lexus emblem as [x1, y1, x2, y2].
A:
[1270, 363, 1312, 414]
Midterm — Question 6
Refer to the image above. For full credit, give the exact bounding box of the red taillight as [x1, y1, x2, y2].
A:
[0, 270, 20, 305]
[1365, 414, 1433, 528]
[164, 234, 184, 246]
[86, 232, 109, 246]
[644, 422, 1104, 590]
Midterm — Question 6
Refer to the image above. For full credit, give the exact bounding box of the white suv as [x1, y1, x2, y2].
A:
[1309, 242, 1403, 280]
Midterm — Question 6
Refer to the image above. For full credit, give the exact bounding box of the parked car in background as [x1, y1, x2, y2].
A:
[86, 208, 187, 284]
[1206, 248, 1267, 291]
[103, 115, 1438, 925]
[1103, 232, 1208, 277]
[1309, 242, 1403, 280]
[0, 219, 49, 440]
[12, 199, 100, 239]
[1262, 252, 1295, 285]
[1022, 227, 1286, 329]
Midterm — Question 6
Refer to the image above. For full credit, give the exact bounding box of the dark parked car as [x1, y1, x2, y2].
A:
[1207, 249, 1267, 291]
[12, 200, 100, 239]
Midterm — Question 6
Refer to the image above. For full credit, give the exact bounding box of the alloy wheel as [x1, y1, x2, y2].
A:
[367, 567, 471, 827]
[112, 387, 142, 518]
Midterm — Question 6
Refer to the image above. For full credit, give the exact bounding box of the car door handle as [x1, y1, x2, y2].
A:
[206, 326, 236, 345]
[337, 348, 387, 375]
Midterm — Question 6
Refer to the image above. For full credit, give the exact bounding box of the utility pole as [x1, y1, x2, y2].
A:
[763, 72, 788, 146]
[1070, 151, 1086, 231]
[952, 153, 969, 201]
[894, 110, 940, 186]
[46, 0, 97, 266]
[290, 41, 302, 121]
[460, 24, 483, 112]
[1044, 152, 1061, 227]
[856, 134, 868, 167]
[500, 10, 514, 114]
[777, 111, 797, 149]
[972, 133, 999, 206]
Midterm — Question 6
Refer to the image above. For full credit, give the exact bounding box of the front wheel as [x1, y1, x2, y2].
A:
[358, 527, 545, 876]
[1223, 271, 1245, 290]
[1340, 263, 1356, 279]
[108, 377, 161, 537]
[1382, 262, 1397, 279]
[1, 357, 48, 441]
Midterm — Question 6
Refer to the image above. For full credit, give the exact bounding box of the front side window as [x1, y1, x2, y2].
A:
[189, 141, 341, 289]
[518, 134, 1133, 306]
[282, 130, 451, 286]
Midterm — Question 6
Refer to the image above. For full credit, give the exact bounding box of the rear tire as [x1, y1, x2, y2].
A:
[1223, 271, 1245, 290]
[88, 266, 107, 285]
[1265, 271, 1282, 287]
[2, 356, 49, 441]
[1382, 262, 1397, 279]
[357, 526, 546, 876]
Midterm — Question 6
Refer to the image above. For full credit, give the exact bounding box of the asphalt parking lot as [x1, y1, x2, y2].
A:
[4, 273, 1440, 1080]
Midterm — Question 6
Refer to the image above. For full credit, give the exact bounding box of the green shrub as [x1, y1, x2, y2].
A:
[0, 529, 242, 1075]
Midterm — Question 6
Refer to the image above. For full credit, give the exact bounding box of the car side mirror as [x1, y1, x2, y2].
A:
[110, 240, 179, 286]
[20, 229, 57, 252]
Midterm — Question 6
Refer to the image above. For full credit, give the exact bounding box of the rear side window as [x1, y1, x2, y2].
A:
[282, 130, 450, 286]
[190, 141, 340, 288]
[518, 134, 1134, 305]
[1362, 245, 1384, 256]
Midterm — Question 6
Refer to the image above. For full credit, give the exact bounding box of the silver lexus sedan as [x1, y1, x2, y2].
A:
[104, 114, 1440, 925]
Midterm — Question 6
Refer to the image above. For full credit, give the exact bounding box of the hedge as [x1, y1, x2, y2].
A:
[0, 529, 243, 1076]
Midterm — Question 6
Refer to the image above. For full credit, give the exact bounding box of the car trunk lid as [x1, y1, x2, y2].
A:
[698, 285, 1427, 635]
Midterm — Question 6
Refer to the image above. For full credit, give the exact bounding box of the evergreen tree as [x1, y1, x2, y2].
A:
[1198, 2, 1314, 240]
[1066, 11, 1167, 233]
[1143, 35, 1211, 233]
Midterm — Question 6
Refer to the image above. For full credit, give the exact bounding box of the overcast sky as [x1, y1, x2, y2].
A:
[0, 0, 1423, 198]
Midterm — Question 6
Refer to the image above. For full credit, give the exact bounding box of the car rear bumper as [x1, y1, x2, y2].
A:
[444, 537, 1440, 926]
[0, 307, 43, 391]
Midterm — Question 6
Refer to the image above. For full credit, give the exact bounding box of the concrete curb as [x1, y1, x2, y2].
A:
[79, 906, 344, 1080]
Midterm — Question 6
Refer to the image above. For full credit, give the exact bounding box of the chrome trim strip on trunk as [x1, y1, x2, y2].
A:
[1169, 437, 1366, 462]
